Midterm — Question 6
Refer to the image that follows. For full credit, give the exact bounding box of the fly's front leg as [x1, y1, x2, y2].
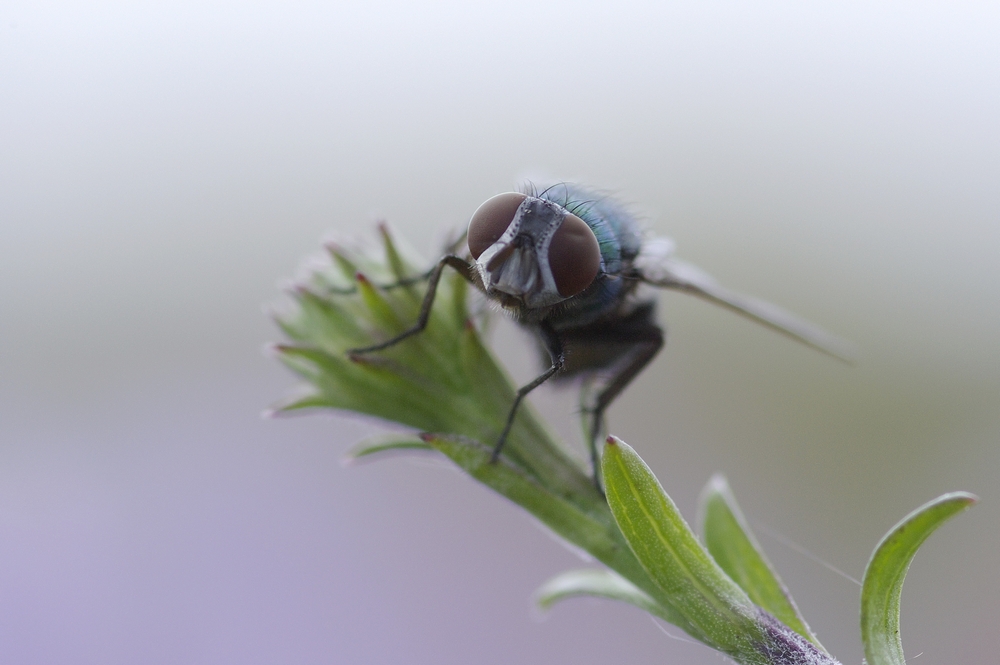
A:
[491, 321, 565, 463]
[347, 254, 474, 355]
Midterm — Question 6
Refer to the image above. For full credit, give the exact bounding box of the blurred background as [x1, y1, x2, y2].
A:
[1, 2, 997, 663]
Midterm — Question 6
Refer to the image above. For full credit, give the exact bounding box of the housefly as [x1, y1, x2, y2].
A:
[349, 183, 851, 486]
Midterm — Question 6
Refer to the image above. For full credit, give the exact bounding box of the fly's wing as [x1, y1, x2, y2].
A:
[635, 238, 856, 362]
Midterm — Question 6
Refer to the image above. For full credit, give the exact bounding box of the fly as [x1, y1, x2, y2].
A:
[348, 183, 852, 488]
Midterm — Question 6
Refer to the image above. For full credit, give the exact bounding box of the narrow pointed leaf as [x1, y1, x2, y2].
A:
[356, 274, 406, 332]
[327, 244, 360, 282]
[700, 474, 825, 652]
[379, 223, 415, 284]
[536, 569, 682, 624]
[266, 390, 333, 414]
[293, 287, 368, 349]
[602, 437, 760, 654]
[860, 492, 977, 665]
[345, 434, 433, 461]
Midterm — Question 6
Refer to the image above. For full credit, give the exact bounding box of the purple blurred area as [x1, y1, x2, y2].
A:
[1, 2, 997, 663]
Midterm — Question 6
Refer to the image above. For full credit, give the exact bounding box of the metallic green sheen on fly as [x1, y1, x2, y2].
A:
[350, 182, 852, 489]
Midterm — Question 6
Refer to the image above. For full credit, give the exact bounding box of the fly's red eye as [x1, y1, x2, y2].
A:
[468, 192, 526, 259]
[548, 213, 600, 297]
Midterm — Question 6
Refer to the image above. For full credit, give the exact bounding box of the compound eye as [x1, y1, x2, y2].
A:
[548, 213, 600, 297]
[468, 192, 526, 259]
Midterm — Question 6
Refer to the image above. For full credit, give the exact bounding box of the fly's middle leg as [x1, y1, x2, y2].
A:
[491, 322, 565, 463]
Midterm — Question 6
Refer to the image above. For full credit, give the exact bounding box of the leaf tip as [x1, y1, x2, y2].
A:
[698, 473, 733, 517]
[948, 491, 979, 506]
[705, 472, 730, 494]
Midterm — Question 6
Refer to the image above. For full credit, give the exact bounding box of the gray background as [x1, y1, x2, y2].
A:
[2, 2, 997, 663]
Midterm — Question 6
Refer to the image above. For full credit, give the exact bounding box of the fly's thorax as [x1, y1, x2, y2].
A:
[467, 192, 601, 311]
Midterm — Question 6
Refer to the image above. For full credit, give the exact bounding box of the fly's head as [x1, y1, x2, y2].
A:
[467, 192, 602, 312]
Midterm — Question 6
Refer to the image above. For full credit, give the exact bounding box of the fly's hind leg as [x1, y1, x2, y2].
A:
[347, 254, 475, 355]
[585, 327, 663, 489]
[562, 304, 664, 491]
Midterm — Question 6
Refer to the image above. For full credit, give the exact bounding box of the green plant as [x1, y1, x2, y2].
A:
[270, 227, 976, 665]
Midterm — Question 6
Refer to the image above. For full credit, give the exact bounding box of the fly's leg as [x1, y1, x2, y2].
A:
[368, 227, 471, 291]
[491, 322, 565, 462]
[347, 254, 475, 354]
[376, 230, 471, 290]
[585, 327, 664, 491]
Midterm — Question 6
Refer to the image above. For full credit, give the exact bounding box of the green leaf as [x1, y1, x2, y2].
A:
[326, 243, 360, 282]
[860, 492, 977, 665]
[378, 223, 417, 284]
[264, 387, 333, 414]
[602, 437, 764, 655]
[345, 434, 433, 461]
[536, 568, 681, 624]
[700, 474, 826, 653]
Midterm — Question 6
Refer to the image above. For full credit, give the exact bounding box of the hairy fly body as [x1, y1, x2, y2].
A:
[349, 183, 851, 488]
